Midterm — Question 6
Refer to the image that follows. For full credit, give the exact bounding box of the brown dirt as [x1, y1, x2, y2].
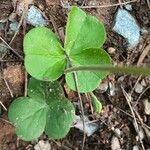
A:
[0, 0, 150, 150]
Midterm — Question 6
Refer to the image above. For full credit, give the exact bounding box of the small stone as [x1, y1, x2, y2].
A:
[98, 80, 108, 93]
[141, 79, 147, 87]
[27, 5, 47, 27]
[143, 99, 150, 115]
[34, 140, 51, 150]
[133, 145, 139, 150]
[9, 21, 19, 32]
[111, 136, 121, 150]
[74, 115, 99, 136]
[113, 8, 140, 48]
[107, 47, 116, 54]
[0, 23, 5, 31]
[114, 128, 122, 137]
[9, 12, 17, 22]
[125, 4, 132, 11]
[135, 83, 143, 93]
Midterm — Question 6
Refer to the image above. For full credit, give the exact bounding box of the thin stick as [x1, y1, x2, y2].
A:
[65, 53, 86, 150]
[130, 75, 142, 96]
[146, 0, 150, 9]
[65, 65, 150, 76]
[24, 71, 28, 96]
[72, 72, 86, 150]
[0, 36, 23, 60]
[9, 8, 26, 45]
[118, 108, 150, 130]
[61, 0, 137, 9]
[137, 43, 150, 66]
[121, 87, 145, 150]
[3, 77, 14, 98]
[134, 85, 150, 108]
[0, 101, 7, 111]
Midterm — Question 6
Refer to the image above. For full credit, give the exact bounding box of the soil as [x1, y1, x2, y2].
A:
[0, 0, 150, 150]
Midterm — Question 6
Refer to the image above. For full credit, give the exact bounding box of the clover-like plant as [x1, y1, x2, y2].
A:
[8, 6, 111, 141]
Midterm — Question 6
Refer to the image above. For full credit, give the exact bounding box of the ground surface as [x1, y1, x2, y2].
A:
[0, 0, 150, 150]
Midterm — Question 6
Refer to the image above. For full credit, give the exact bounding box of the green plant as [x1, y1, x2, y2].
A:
[8, 6, 112, 140]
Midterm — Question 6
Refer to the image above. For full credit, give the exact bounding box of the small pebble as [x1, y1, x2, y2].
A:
[9, 21, 19, 32]
[34, 140, 51, 150]
[98, 80, 108, 93]
[0, 23, 5, 31]
[27, 5, 47, 27]
[135, 83, 143, 93]
[125, 4, 132, 11]
[143, 99, 150, 115]
[9, 12, 17, 22]
[108, 47, 116, 54]
[111, 136, 121, 150]
[133, 145, 139, 150]
[141, 79, 146, 87]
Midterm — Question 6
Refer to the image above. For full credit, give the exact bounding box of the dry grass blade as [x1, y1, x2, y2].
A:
[0, 101, 7, 111]
[0, 36, 23, 60]
[61, 0, 138, 9]
[121, 87, 145, 150]
[137, 43, 150, 66]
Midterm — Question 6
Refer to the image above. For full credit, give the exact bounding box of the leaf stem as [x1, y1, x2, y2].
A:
[65, 53, 86, 150]
[64, 65, 150, 76]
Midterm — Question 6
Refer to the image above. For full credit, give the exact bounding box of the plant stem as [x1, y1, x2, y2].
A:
[65, 53, 86, 150]
[64, 65, 150, 76]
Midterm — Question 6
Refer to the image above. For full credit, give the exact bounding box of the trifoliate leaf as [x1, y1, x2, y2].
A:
[8, 97, 48, 141]
[64, 6, 106, 55]
[8, 78, 75, 140]
[24, 27, 66, 81]
[66, 48, 111, 93]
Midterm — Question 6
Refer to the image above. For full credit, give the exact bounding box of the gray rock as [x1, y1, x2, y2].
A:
[113, 8, 140, 48]
[0, 23, 5, 31]
[125, 4, 132, 11]
[27, 5, 47, 27]
[9, 21, 19, 32]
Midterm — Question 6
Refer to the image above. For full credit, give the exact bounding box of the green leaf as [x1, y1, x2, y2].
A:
[64, 6, 106, 55]
[91, 93, 102, 113]
[8, 78, 75, 140]
[66, 48, 111, 93]
[8, 97, 48, 141]
[45, 97, 75, 139]
[23, 27, 66, 81]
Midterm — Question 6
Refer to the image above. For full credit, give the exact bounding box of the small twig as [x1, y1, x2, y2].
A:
[3, 77, 14, 98]
[9, 6, 27, 45]
[61, 0, 137, 9]
[137, 43, 150, 66]
[0, 118, 14, 125]
[0, 36, 23, 60]
[118, 108, 150, 130]
[24, 71, 28, 96]
[65, 53, 86, 150]
[73, 72, 86, 150]
[134, 85, 150, 108]
[0, 101, 7, 111]
[146, 0, 150, 9]
[130, 75, 142, 96]
[121, 87, 145, 150]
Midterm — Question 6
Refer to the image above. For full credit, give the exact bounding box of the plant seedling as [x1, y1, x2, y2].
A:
[8, 6, 111, 141]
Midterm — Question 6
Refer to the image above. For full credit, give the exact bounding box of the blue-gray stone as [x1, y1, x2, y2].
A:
[113, 8, 140, 48]
[27, 5, 47, 27]
[125, 4, 132, 11]
[9, 21, 19, 32]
